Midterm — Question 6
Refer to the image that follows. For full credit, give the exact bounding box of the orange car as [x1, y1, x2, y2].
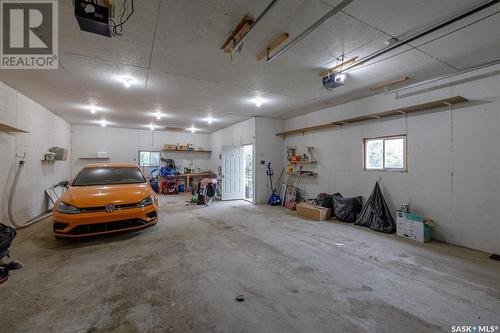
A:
[52, 163, 158, 238]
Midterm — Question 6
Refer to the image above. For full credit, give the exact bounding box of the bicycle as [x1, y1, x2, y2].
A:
[200, 176, 222, 206]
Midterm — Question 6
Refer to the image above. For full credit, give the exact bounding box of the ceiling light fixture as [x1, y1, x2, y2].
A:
[155, 111, 162, 120]
[90, 104, 96, 114]
[186, 126, 198, 133]
[122, 77, 132, 88]
[150, 122, 155, 131]
[254, 97, 263, 108]
[206, 116, 214, 125]
[335, 73, 346, 83]
[100, 119, 107, 127]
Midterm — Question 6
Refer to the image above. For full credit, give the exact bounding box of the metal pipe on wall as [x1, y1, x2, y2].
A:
[266, 0, 354, 63]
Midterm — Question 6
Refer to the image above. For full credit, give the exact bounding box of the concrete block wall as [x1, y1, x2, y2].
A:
[0, 82, 71, 226]
[283, 64, 500, 255]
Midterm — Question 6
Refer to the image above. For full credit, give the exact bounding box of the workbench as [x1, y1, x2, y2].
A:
[159, 172, 213, 193]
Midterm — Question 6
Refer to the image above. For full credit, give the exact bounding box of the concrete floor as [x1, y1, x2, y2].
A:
[1, 195, 499, 333]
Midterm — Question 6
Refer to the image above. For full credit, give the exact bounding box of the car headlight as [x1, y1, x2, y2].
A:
[57, 202, 81, 214]
[138, 195, 155, 207]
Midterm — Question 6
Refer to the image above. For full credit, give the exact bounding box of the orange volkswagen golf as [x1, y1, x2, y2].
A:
[52, 163, 158, 237]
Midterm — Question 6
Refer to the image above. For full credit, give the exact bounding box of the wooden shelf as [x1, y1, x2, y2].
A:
[0, 122, 28, 133]
[79, 157, 110, 160]
[289, 161, 317, 165]
[287, 172, 318, 177]
[162, 149, 211, 153]
[276, 96, 468, 137]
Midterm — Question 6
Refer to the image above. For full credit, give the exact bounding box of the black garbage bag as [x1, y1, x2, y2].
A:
[332, 193, 363, 222]
[0, 223, 16, 260]
[354, 182, 396, 233]
[312, 193, 332, 209]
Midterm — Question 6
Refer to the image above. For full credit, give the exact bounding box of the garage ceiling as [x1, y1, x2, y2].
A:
[0, 0, 499, 133]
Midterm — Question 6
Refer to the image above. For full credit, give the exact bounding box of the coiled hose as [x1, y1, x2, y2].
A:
[7, 160, 52, 230]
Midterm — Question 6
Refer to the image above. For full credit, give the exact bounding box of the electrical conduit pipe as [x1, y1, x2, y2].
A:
[7, 160, 52, 230]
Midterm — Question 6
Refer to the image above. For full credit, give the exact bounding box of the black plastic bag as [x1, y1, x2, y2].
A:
[332, 193, 363, 222]
[312, 193, 332, 209]
[0, 223, 16, 260]
[354, 182, 396, 233]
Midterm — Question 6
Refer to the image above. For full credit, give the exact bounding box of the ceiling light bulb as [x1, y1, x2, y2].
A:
[90, 104, 96, 114]
[156, 112, 161, 120]
[122, 77, 132, 88]
[206, 117, 214, 124]
[255, 98, 263, 107]
[190, 129, 195, 133]
[100, 120, 106, 127]
[335, 73, 346, 83]
[150, 123, 155, 131]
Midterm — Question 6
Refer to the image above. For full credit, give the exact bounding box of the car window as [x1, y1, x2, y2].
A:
[72, 167, 146, 186]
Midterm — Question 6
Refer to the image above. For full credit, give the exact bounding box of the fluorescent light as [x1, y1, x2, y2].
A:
[90, 104, 96, 114]
[122, 77, 132, 88]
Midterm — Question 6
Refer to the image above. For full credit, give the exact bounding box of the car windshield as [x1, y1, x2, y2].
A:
[72, 167, 146, 186]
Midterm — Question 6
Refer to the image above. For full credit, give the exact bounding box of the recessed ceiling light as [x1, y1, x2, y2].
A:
[255, 97, 263, 107]
[90, 104, 96, 114]
[122, 77, 133, 88]
[206, 116, 214, 125]
[100, 119, 107, 127]
[186, 126, 199, 133]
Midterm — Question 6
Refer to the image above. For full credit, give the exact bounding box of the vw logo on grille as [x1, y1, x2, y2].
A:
[105, 204, 115, 213]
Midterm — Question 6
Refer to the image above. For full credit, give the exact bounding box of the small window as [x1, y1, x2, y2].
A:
[364, 135, 406, 171]
[139, 151, 160, 167]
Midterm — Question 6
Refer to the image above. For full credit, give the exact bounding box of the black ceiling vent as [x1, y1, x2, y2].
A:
[75, 0, 111, 37]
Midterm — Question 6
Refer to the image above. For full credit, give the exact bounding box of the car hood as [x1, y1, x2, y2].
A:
[60, 183, 152, 208]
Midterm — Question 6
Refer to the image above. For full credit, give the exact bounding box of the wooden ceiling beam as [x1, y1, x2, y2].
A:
[369, 76, 409, 91]
[318, 57, 358, 77]
[221, 15, 254, 53]
[256, 33, 289, 61]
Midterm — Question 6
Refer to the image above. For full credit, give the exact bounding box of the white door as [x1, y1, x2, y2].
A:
[221, 145, 245, 200]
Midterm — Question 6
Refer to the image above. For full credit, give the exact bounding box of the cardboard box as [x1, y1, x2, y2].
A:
[164, 144, 177, 150]
[396, 211, 433, 242]
[49, 147, 68, 161]
[296, 202, 331, 221]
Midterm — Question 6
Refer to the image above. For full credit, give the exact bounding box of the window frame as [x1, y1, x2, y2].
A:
[363, 134, 407, 172]
[138, 150, 161, 167]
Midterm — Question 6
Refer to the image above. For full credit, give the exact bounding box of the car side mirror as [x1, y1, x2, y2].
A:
[57, 180, 69, 188]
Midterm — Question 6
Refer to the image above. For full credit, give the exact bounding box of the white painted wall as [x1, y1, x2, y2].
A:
[255, 117, 284, 204]
[284, 64, 500, 254]
[209, 117, 256, 174]
[0, 82, 71, 226]
[208, 117, 284, 204]
[71, 125, 212, 177]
